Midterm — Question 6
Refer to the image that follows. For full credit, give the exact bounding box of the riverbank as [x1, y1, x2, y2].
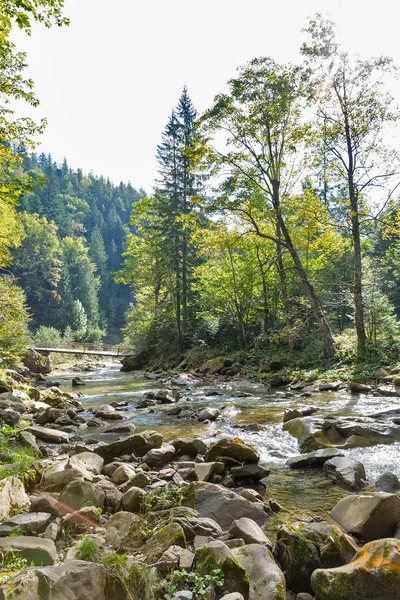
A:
[1, 363, 400, 599]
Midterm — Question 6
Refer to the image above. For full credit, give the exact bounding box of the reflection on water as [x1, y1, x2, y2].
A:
[58, 365, 400, 534]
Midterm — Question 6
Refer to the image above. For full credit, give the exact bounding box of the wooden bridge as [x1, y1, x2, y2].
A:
[33, 341, 133, 358]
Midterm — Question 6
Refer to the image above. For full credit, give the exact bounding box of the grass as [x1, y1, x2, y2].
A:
[103, 555, 161, 600]
[0, 425, 39, 483]
[79, 536, 102, 562]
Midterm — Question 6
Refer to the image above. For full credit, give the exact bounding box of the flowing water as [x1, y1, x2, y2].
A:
[58, 364, 400, 538]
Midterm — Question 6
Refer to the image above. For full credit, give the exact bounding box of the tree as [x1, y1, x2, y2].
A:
[0, 275, 30, 363]
[200, 58, 336, 356]
[302, 14, 400, 355]
[11, 212, 62, 328]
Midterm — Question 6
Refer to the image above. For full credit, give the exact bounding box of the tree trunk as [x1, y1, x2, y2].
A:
[276, 211, 335, 357]
[275, 223, 294, 352]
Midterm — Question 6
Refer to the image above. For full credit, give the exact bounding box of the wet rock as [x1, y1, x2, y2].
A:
[59, 480, 105, 512]
[120, 350, 149, 371]
[142, 444, 176, 467]
[173, 438, 208, 457]
[25, 425, 69, 444]
[0, 512, 51, 537]
[330, 492, 400, 540]
[0, 560, 107, 600]
[188, 481, 269, 529]
[198, 408, 220, 422]
[373, 471, 400, 492]
[72, 377, 85, 386]
[274, 521, 358, 593]
[95, 429, 163, 463]
[0, 536, 57, 565]
[233, 543, 286, 600]
[287, 448, 345, 469]
[0, 476, 30, 521]
[229, 517, 272, 549]
[323, 456, 366, 491]
[318, 382, 341, 391]
[311, 538, 400, 600]
[349, 381, 371, 393]
[231, 463, 270, 482]
[204, 439, 260, 464]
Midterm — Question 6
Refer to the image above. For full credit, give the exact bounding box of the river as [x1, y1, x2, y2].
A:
[58, 364, 400, 538]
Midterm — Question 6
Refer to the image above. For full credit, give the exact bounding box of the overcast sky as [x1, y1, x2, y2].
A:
[11, 0, 400, 192]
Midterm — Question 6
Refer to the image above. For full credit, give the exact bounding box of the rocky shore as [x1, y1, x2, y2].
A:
[1, 362, 400, 600]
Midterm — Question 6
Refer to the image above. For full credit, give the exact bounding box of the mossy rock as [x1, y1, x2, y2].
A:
[274, 521, 358, 594]
[311, 538, 400, 600]
[141, 522, 186, 563]
[195, 541, 250, 599]
[200, 356, 232, 375]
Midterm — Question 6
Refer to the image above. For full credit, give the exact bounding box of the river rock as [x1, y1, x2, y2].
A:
[140, 522, 186, 562]
[173, 511, 223, 541]
[323, 456, 366, 491]
[0, 408, 20, 426]
[373, 471, 400, 492]
[188, 481, 269, 529]
[233, 543, 286, 600]
[311, 538, 400, 600]
[95, 404, 124, 420]
[0, 476, 30, 521]
[120, 350, 149, 371]
[330, 492, 400, 540]
[95, 429, 163, 462]
[287, 448, 345, 469]
[59, 480, 105, 512]
[229, 517, 272, 549]
[0, 392, 26, 414]
[0, 560, 107, 600]
[231, 463, 270, 481]
[0, 512, 51, 537]
[69, 451, 104, 475]
[349, 382, 372, 393]
[173, 437, 208, 457]
[274, 521, 358, 593]
[23, 348, 52, 374]
[283, 417, 315, 444]
[0, 536, 57, 565]
[200, 356, 232, 375]
[195, 461, 224, 482]
[198, 408, 220, 422]
[95, 479, 123, 512]
[111, 464, 136, 484]
[196, 540, 249, 598]
[41, 466, 86, 492]
[204, 439, 260, 464]
[142, 444, 176, 467]
[25, 425, 69, 444]
[104, 510, 138, 540]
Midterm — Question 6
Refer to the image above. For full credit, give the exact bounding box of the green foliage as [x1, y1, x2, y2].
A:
[34, 325, 61, 342]
[142, 485, 186, 514]
[0, 275, 30, 364]
[167, 568, 224, 599]
[103, 555, 160, 600]
[0, 550, 27, 574]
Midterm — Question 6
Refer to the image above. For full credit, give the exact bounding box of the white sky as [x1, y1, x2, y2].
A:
[10, 0, 400, 192]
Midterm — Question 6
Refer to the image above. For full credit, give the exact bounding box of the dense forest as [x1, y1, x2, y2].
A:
[2, 8, 400, 376]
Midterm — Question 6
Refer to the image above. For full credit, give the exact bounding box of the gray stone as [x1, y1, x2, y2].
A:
[330, 492, 400, 540]
[142, 444, 175, 467]
[25, 425, 69, 444]
[231, 463, 270, 481]
[19, 430, 40, 452]
[43, 522, 59, 541]
[0, 536, 57, 565]
[179, 548, 195, 570]
[0, 560, 106, 600]
[195, 462, 224, 482]
[174, 592, 193, 600]
[173, 438, 208, 456]
[0, 512, 51, 537]
[95, 429, 163, 462]
[189, 481, 269, 529]
[41, 467, 86, 492]
[0, 408, 20, 426]
[220, 595, 245, 600]
[69, 451, 104, 475]
[105, 511, 138, 539]
[374, 471, 400, 492]
[323, 456, 366, 491]
[59, 480, 105, 512]
[0, 476, 30, 521]
[204, 439, 259, 463]
[111, 464, 136, 484]
[287, 448, 345, 469]
[198, 408, 220, 422]
[229, 517, 272, 549]
[121, 486, 146, 512]
[233, 543, 286, 600]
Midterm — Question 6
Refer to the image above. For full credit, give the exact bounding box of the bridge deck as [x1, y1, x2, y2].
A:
[34, 347, 132, 357]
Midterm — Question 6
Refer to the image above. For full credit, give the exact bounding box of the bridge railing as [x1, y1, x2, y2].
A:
[32, 340, 129, 354]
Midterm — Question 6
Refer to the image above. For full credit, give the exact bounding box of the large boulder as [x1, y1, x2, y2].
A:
[204, 439, 260, 464]
[142, 444, 176, 467]
[186, 482, 269, 529]
[200, 356, 232, 375]
[95, 430, 163, 462]
[120, 350, 149, 372]
[323, 457, 366, 491]
[311, 538, 400, 600]
[0, 512, 51, 537]
[233, 543, 286, 600]
[330, 492, 400, 540]
[172, 438, 208, 457]
[195, 540, 250, 598]
[0, 536, 57, 565]
[0, 560, 106, 600]
[273, 521, 358, 593]
[25, 425, 69, 444]
[69, 452, 104, 475]
[0, 476, 30, 521]
[23, 348, 51, 374]
[59, 480, 105, 512]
